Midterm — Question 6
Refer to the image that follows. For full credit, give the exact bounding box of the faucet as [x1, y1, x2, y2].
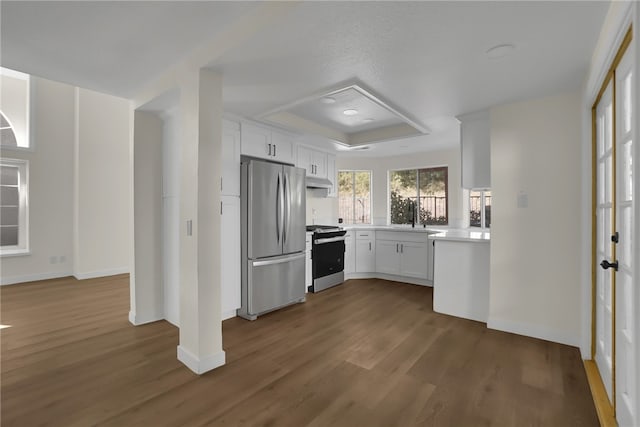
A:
[408, 198, 416, 228]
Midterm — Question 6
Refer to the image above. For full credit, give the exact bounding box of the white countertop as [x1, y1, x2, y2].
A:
[342, 225, 441, 234]
[430, 229, 490, 242]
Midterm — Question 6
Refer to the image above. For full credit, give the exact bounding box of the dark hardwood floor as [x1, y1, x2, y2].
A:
[1, 275, 598, 426]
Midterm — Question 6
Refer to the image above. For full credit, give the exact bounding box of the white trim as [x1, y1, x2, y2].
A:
[585, 2, 634, 105]
[345, 272, 431, 287]
[177, 345, 226, 375]
[0, 158, 29, 254]
[73, 267, 129, 280]
[73, 87, 81, 277]
[488, 317, 580, 348]
[0, 271, 72, 286]
[128, 310, 163, 326]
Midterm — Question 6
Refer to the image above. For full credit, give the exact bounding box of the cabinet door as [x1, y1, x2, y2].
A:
[305, 234, 312, 292]
[427, 238, 434, 282]
[222, 120, 240, 196]
[311, 150, 327, 178]
[375, 240, 400, 275]
[400, 241, 428, 279]
[355, 239, 375, 273]
[221, 196, 241, 316]
[344, 233, 356, 274]
[241, 123, 271, 160]
[326, 154, 337, 197]
[296, 145, 314, 176]
[271, 130, 295, 164]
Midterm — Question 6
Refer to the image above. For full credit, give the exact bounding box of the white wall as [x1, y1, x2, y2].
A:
[74, 88, 130, 279]
[1, 76, 131, 285]
[306, 189, 338, 225]
[488, 91, 582, 346]
[162, 108, 181, 327]
[336, 148, 463, 227]
[131, 110, 164, 324]
[1, 77, 75, 284]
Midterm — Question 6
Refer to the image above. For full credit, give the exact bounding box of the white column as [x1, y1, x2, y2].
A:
[176, 68, 225, 374]
[130, 110, 164, 325]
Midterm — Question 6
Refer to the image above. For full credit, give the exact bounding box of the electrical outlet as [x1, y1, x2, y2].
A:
[59, 255, 66, 263]
[49, 256, 58, 264]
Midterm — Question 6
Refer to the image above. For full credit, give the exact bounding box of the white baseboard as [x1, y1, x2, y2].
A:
[73, 266, 129, 280]
[0, 271, 72, 286]
[128, 311, 164, 326]
[177, 345, 226, 375]
[222, 309, 237, 321]
[487, 317, 580, 348]
[345, 272, 432, 287]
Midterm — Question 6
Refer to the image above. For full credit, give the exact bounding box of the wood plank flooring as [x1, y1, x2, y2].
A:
[1, 275, 598, 426]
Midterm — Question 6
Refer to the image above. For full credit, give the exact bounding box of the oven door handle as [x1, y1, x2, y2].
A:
[314, 236, 346, 245]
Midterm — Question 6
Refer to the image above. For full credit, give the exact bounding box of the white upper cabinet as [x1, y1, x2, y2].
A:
[240, 122, 295, 164]
[326, 154, 337, 197]
[270, 129, 295, 164]
[221, 119, 241, 196]
[458, 110, 491, 189]
[297, 145, 327, 179]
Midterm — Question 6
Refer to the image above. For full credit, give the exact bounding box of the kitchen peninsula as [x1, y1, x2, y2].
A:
[431, 230, 490, 323]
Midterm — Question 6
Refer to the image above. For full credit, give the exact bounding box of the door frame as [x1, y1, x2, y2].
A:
[587, 23, 633, 427]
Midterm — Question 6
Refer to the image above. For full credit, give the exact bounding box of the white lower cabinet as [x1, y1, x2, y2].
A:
[344, 231, 355, 275]
[221, 196, 241, 319]
[305, 233, 312, 292]
[399, 241, 428, 279]
[375, 231, 430, 281]
[375, 240, 401, 275]
[355, 230, 375, 273]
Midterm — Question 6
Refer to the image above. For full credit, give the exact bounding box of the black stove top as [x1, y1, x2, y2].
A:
[306, 224, 343, 233]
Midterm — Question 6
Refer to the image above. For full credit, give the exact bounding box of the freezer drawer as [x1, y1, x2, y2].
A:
[246, 253, 305, 318]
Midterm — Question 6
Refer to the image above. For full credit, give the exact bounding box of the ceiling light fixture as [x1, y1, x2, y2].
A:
[343, 109, 359, 116]
[321, 96, 336, 104]
[362, 118, 375, 123]
[486, 43, 516, 59]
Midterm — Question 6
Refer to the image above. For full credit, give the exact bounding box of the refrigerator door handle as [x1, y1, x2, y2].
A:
[283, 172, 290, 246]
[252, 253, 306, 267]
[276, 172, 281, 243]
[278, 171, 285, 244]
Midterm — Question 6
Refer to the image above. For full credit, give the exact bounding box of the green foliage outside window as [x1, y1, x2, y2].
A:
[389, 167, 448, 225]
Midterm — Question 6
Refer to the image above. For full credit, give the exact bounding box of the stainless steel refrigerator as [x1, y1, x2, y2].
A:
[238, 158, 306, 320]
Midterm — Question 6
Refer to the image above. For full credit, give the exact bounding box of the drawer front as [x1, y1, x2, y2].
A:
[356, 230, 375, 239]
[376, 230, 428, 243]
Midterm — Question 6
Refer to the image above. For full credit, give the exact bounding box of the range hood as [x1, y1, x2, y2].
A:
[305, 176, 333, 189]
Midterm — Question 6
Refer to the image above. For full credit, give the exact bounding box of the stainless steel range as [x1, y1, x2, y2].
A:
[306, 225, 347, 293]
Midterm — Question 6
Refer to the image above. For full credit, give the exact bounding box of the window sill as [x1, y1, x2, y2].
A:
[0, 248, 31, 258]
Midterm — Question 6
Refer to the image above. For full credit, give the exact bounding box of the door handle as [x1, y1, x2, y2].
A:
[369, 242, 371, 251]
[273, 144, 277, 157]
[600, 260, 619, 271]
[401, 244, 404, 253]
[268, 143, 272, 156]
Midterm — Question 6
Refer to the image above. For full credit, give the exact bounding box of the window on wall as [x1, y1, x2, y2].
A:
[0, 67, 31, 149]
[470, 190, 491, 228]
[338, 170, 371, 224]
[0, 159, 29, 254]
[389, 167, 448, 225]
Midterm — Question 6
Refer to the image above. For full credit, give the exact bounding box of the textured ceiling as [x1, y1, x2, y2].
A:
[0, 1, 610, 155]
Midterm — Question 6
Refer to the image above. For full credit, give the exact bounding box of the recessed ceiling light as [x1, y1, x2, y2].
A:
[321, 96, 336, 104]
[343, 109, 359, 116]
[486, 44, 516, 59]
[363, 118, 375, 123]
